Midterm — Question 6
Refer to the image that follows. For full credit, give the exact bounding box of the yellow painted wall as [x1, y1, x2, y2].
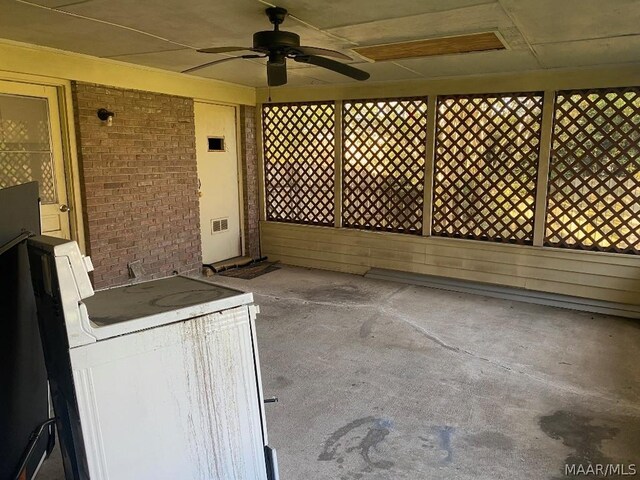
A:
[0, 39, 255, 252]
[0, 39, 255, 105]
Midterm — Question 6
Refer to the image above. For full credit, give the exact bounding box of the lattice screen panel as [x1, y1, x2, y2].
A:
[262, 102, 335, 226]
[0, 117, 56, 204]
[342, 98, 428, 234]
[432, 93, 543, 244]
[545, 88, 640, 254]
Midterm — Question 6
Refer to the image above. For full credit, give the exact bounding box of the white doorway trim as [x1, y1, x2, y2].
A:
[0, 70, 86, 252]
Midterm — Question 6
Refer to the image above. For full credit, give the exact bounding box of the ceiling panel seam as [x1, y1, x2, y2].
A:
[53, 0, 92, 8]
[533, 32, 640, 46]
[255, 0, 360, 46]
[391, 62, 423, 76]
[105, 47, 191, 59]
[322, 1, 498, 33]
[15, 0, 197, 49]
[495, 0, 541, 67]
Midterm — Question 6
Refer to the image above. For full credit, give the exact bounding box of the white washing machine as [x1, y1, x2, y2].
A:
[28, 236, 278, 480]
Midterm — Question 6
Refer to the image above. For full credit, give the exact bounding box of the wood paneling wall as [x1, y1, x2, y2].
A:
[261, 221, 640, 305]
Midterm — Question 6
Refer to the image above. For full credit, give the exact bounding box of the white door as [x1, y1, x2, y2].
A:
[0, 80, 70, 239]
[195, 102, 242, 264]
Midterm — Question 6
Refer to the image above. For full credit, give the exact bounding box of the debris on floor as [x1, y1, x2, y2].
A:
[216, 260, 280, 280]
[204, 255, 253, 275]
[203, 255, 280, 280]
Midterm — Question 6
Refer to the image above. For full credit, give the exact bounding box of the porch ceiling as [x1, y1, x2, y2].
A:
[2, 0, 639, 87]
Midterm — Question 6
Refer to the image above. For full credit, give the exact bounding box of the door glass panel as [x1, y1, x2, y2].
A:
[0, 94, 57, 203]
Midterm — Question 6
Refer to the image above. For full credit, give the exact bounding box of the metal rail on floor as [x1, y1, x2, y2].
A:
[365, 268, 640, 319]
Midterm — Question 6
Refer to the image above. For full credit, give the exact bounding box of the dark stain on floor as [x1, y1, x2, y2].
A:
[433, 425, 455, 463]
[359, 317, 377, 338]
[464, 431, 515, 451]
[319, 417, 394, 473]
[539, 410, 621, 479]
[273, 375, 293, 388]
[300, 284, 366, 303]
[352, 420, 394, 471]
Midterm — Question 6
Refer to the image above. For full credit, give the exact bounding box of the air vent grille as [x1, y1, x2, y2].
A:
[211, 218, 229, 234]
[353, 32, 505, 62]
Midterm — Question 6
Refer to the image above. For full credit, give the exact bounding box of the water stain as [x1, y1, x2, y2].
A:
[433, 426, 455, 463]
[359, 317, 376, 338]
[319, 417, 374, 462]
[539, 410, 620, 479]
[301, 284, 366, 303]
[273, 375, 292, 388]
[340, 474, 363, 480]
[349, 419, 394, 470]
[319, 417, 395, 472]
[464, 431, 515, 451]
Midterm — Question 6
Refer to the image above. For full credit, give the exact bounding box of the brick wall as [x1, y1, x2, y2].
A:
[72, 82, 201, 289]
[239, 105, 261, 259]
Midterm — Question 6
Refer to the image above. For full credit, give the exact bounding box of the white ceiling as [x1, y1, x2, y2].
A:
[2, 0, 639, 87]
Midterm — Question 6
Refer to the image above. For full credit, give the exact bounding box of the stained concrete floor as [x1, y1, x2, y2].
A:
[38, 265, 640, 479]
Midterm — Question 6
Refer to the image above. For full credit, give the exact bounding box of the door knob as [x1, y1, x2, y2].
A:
[59, 204, 70, 212]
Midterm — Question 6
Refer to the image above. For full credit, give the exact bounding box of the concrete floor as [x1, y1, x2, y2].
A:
[38, 265, 640, 479]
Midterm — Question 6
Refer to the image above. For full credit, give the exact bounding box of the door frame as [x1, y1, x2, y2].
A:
[0, 71, 86, 252]
[193, 99, 247, 259]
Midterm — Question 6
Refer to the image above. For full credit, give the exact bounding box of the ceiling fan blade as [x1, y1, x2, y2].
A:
[182, 55, 264, 74]
[267, 60, 287, 87]
[196, 46, 252, 54]
[293, 55, 370, 81]
[294, 46, 351, 60]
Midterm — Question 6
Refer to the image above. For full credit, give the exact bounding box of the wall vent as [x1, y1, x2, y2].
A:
[211, 217, 229, 234]
[353, 32, 505, 62]
[208, 137, 225, 152]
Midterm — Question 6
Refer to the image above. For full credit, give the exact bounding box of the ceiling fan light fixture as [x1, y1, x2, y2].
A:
[269, 53, 286, 66]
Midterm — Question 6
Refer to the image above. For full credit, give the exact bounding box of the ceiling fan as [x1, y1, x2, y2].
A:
[182, 6, 370, 87]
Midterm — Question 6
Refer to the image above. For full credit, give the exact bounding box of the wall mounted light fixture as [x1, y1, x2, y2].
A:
[97, 108, 114, 126]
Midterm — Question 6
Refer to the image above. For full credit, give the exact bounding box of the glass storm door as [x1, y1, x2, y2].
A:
[0, 80, 70, 239]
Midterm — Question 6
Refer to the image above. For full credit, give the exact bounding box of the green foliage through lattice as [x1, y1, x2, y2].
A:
[342, 98, 428, 234]
[545, 88, 640, 254]
[262, 102, 335, 226]
[432, 92, 543, 244]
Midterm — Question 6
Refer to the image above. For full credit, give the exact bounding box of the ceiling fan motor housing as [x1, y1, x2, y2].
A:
[253, 30, 301, 53]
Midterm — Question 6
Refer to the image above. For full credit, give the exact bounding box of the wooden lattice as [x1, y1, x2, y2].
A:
[432, 93, 543, 244]
[342, 97, 428, 234]
[0, 118, 56, 204]
[262, 102, 335, 226]
[545, 87, 640, 254]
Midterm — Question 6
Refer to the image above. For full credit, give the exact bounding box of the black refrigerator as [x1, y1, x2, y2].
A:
[0, 182, 54, 479]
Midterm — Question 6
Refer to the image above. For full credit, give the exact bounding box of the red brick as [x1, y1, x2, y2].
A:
[239, 105, 260, 259]
[72, 81, 202, 288]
